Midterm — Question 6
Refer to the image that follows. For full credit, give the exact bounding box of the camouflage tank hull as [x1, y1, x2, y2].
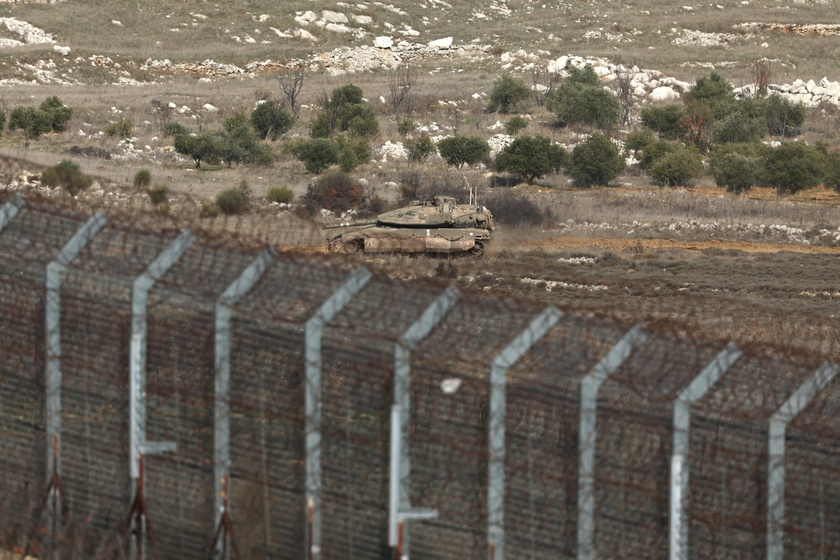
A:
[329, 225, 492, 256]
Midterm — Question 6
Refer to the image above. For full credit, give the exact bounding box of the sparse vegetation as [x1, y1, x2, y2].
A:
[302, 170, 364, 214]
[488, 74, 531, 114]
[568, 132, 625, 187]
[437, 135, 490, 167]
[495, 135, 567, 184]
[146, 183, 169, 205]
[133, 168, 152, 189]
[251, 100, 294, 141]
[215, 186, 249, 214]
[266, 185, 294, 204]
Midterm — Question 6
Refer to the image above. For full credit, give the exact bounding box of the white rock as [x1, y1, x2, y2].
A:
[547, 56, 569, 73]
[300, 11, 318, 22]
[373, 35, 393, 48]
[111, 20, 123, 27]
[203, 103, 218, 112]
[295, 29, 318, 41]
[257, 14, 270, 22]
[325, 23, 353, 33]
[271, 27, 293, 38]
[353, 14, 373, 24]
[322, 10, 349, 23]
[427, 36, 453, 49]
[53, 45, 71, 56]
[649, 86, 680, 102]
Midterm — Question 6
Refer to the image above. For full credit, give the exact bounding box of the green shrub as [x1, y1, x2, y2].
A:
[0, 109, 7, 135]
[437, 135, 490, 167]
[765, 93, 806, 137]
[40, 160, 92, 196]
[504, 115, 529, 136]
[648, 145, 704, 187]
[709, 151, 760, 193]
[684, 71, 735, 120]
[397, 118, 415, 136]
[9, 106, 53, 139]
[310, 84, 378, 138]
[251, 100, 294, 141]
[759, 142, 825, 195]
[625, 127, 657, 157]
[336, 135, 371, 172]
[286, 137, 340, 173]
[146, 183, 169, 205]
[488, 73, 531, 114]
[546, 65, 620, 131]
[406, 131, 437, 163]
[174, 133, 220, 168]
[133, 168, 152, 189]
[823, 151, 840, 193]
[220, 125, 274, 166]
[105, 118, 133, 138]
[215, 187, 249, 214]
[223, 110, 251, 132]
[40, 96, 72, 131]
[302, 170, 364, 214]
[639, 140, 679, 171]
[568, 133, 625, 187]
[162, 121, 188, 137]
[640, 105, 684, 140]
[340, 104, 379, 137]
[711, 110, 766, 144]
[266, 185, 294, 204]
[495, 135, 568, 184]
[199, 202, 221, 218]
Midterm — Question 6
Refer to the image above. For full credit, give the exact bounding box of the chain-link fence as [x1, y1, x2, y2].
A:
[1, 191, 839, 560]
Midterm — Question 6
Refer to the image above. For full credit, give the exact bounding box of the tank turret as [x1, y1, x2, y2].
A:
[323, 196, 494, 256]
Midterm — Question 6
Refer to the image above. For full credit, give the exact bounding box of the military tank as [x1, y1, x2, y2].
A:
[323, 195, 494, 256]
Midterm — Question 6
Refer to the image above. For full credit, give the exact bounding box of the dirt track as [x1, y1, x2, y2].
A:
[515, 235, 840, 255]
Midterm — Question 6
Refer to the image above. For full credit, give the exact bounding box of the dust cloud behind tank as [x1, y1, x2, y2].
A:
[323, 195, 495, 256]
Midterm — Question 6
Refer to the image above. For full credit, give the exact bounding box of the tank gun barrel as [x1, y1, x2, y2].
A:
[321, 218, 378, 229]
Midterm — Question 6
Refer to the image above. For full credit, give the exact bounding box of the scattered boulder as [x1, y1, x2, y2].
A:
[427, 37, 453, 49]
[649, 86, 681, 103]
[373, 36, 393, 48]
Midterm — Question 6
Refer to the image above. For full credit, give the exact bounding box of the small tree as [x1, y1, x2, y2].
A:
[286, 137, 340, 173]
[251, 100, 294, 141]
[545, 65, 620, 132]
[640, 105, 684, 140]
[495, 135, 568, 184]
[9, 106, 53, 139]
[40, 96, 72, 132]
[709, 151, 760, 193]
[406, 132, 436, 163]
[711, 110, 766, 144]
[389, 65, 416, 119]
[336, 135, 372, 172]
[624, 127, 656, 158]
[174, 133, 220, 168]
[765, 93, 806, 137]
[40, 160, 92, 196]
[685, 71, 736, 120]
[648, 145, 704, 187]
[639, 140, 678, 171]
[488, 74, 531, 114]
[504, 116, 529, 136]
[437, 135, 490, 167]
[278, 66, 305, 118]
[398, 118, 416, 136]
[219, 125, 274, 166]
[759, 142, 825, 195]
[568, 133, 625, 187]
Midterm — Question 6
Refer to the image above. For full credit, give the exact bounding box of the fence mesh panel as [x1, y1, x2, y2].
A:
[0, 192, 839, 560]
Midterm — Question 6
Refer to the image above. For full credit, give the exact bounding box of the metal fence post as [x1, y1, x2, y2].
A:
[130, 230, 194, 484]
[0, 192, 24, 232]
[305, 266, 372, 560]
[213, 247, 276, 559]
[577, 323, 645, 560]
[767, 360, 839, 560]
[488, 306, 562, 560]
[390, 284, 461, 556]
[669, 342, 741, 560]
[45, 211, 107, 481]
